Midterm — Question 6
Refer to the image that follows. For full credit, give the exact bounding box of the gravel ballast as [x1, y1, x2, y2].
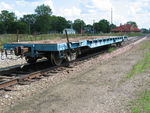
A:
[0, 36, 149, 113]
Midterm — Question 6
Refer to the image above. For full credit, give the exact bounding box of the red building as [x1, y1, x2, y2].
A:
[111, 24, 141, 32]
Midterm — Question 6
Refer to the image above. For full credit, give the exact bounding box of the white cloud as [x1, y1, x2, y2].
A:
[43, 0, 54, 9]
[16, 0, 54, 9]
[14, 10, 27, 17]
[123, 0, 150, 28]
[92, 0, 112, 11]
[0, 0, 54, 17]
[0, 2, 13, 11]
[14, 0, 54, 17]
[59, 7, 81, 17]
[130, 0, 150, 14]
[89, 9, 96, 13]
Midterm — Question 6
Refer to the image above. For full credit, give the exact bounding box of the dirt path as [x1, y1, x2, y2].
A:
[4, 38, 150, 113]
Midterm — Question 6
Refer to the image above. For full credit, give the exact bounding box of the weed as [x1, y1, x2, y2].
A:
[131, 91, 150, 113]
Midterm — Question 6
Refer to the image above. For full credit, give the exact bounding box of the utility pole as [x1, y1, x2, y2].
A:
[16, 30, 19, 42]
[110, 8, 113, 33]
[93, 20, 95, 34]
[111, 8, 113, 25]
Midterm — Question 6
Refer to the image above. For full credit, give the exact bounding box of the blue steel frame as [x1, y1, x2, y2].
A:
[3, 36, 127, 57]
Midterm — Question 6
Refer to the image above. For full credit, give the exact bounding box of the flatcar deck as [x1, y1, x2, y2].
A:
[4, 36, 127, 51]
[10, 36, 112, 44]
[3, 36, 127, 65]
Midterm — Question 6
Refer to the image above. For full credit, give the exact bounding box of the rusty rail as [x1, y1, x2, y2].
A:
[0, 65, 61, 90]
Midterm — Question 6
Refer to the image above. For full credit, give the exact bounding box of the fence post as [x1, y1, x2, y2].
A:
[16, 30, 19, 42]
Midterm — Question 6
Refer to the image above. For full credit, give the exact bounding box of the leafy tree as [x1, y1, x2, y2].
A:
[49, 16, 68, 33]
[73, 19, 85, 33]
[21, 14, 37, 24]
[0, 10, 16, 33]
[0, 10, 16, 22]
[16, 21, 29, 34]
[127, 21, 138, 28]
[66, 20, 73, 28]
[110, 24, 116, 29]
[48, 16, 58, 32]
[35, 4, 52, 16]
[93, 19, 110, 33]
[84, 24, 93, 33]
[93, 22, 100, 33]
[34, 4, 53, 33]
[141, 28, 149, 33]
[99, 19, 110, 33]
[35, 15, 51, 33]
[55, 16, 68, 32]
[20, 14, 37, 34]
[8, 21, 28, 34]
[0, 22, 5, 34]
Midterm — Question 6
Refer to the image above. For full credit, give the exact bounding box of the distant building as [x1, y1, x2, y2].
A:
[111, 24, 141, 32]
[63, 28, 76, 34]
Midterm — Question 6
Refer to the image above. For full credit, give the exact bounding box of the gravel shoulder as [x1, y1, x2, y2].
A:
[1, 37, 150, 113]
[0, 54, 26, 69]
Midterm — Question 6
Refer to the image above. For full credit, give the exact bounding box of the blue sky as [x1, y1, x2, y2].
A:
[0, 0, 150, 28]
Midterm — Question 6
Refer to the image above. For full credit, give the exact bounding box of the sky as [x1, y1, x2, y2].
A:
[0, 0, 150, 29]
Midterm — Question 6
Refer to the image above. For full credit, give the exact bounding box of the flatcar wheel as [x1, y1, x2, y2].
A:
[51, 53, 63, 66]
[25, 57, 37, 64]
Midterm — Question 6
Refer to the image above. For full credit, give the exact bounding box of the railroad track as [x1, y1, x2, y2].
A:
[0, 36, 146, 90]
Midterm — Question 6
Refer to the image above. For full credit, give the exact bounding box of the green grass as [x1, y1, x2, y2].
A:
[127, 40, 150, 78]
[131, 91, 150, 113]
[92, 32, 144, 37]
[108, 47, 116, 53]
[126, 32, 144, 37]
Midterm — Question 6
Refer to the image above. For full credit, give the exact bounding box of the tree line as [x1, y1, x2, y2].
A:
[0, 4, 70, 34]
[0, 4, 143, 34]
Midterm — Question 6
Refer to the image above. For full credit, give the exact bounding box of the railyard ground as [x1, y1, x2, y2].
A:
[1, 36, 150, 113]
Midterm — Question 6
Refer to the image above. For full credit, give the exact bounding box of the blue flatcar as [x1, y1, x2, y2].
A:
[3, 36, 127, 65]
